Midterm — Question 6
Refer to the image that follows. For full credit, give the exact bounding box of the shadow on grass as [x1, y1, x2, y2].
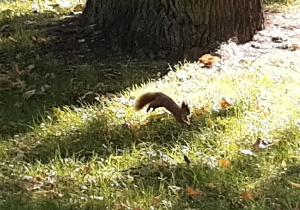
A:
[0, 13, 169, 137]
[7, 105, 244, 163]
[2, 155, 299, 209]
[9, 114, 192, 163]
[2, 111, 300, 209]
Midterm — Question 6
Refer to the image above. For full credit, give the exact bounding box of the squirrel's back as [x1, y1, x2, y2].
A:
[135, 92, 166, 110]
[135, 92, 191, 125]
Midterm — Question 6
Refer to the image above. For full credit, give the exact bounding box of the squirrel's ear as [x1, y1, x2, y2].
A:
[181, 102, 190, 112]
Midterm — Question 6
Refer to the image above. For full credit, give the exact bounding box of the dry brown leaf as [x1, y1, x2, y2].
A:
[289, 181, 300, 188]
[113, 201, 129, 210]
[185, 187, 204, 198]
[198, 54, 221, 68]
[218, 158, 231, 168]
[219, 98, 232, 109]
[257, 105, 271, 115]
[291, 44, 299, 51]
[73, 4, 85, 12]
[149, 196, 162, 206]
[40, 172, 47, 178]
[242, 191, 253, 201]
[81, 164, 93, 173]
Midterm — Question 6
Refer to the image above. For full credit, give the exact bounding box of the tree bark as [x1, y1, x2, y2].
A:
[82, 0, 264, 60]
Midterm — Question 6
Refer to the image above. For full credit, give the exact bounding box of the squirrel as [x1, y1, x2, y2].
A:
[135, 92, 191, 125]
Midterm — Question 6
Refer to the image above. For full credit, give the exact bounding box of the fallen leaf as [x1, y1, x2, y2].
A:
[81, 164, 93, 173]
[242, 191, 253, 201]
[194, 106, 210, 116]
[291, 44, 299, 51]
[289, 181, 300, 188]
[40, 172, 47, 178]
[198, 54, 221, 68]
[185, 187, 204, 198]
[113, 201, 129, 210]
[257, 104, 271, 115]
[219, 97, 232, 109]
[149, 196, 161, 206]
[218, 158, 231, 168]
[73, 4, 85, 12]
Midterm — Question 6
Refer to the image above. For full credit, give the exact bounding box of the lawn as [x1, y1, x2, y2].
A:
[0, 1, 300, 210]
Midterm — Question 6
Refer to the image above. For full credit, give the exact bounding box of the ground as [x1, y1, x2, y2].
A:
[0, 2, 300, 210]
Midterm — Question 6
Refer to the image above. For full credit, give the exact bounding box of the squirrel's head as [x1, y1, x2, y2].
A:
[181, 102, 191, 125]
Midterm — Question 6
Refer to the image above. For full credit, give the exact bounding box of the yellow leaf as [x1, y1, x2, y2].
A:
[194, 106, 210, 116]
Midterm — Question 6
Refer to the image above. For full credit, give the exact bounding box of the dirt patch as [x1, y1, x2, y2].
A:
[38, 15, 106, 63]
[238, 6, 300, 60]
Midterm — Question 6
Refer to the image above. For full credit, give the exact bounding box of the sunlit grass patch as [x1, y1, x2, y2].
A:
[1, 48, 300, 209]
[1, 1, 300, 209]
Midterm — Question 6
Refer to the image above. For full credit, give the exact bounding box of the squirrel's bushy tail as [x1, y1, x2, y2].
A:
[135, 92, 157, 110]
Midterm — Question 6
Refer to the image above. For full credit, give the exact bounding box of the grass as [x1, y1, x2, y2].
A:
[1, 1, 300, 210]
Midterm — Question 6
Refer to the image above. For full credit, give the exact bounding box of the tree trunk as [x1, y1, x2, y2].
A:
[82, 0, 264, 60]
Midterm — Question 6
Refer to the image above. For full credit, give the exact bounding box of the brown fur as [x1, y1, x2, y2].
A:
[135, 92, 190, 125]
